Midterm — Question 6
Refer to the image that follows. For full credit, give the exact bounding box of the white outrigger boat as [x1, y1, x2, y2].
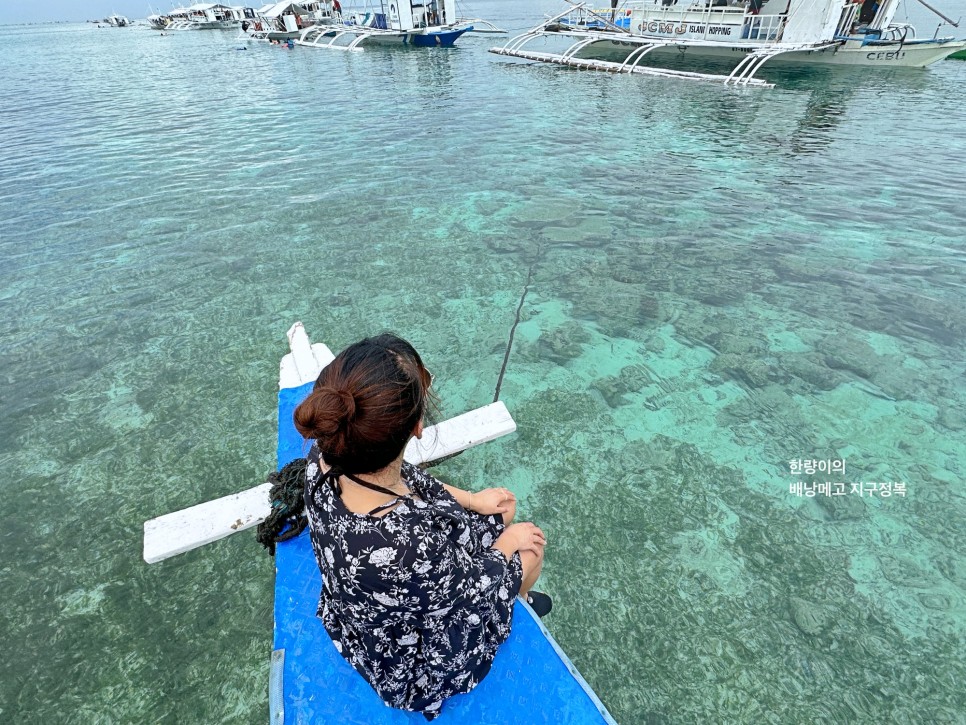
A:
[243, 1, 336, 41]
[294, 0, 486, 50]
[153, 3, 250, 30]
[491, 0, 966, 87]
[143, 323, 618, 725]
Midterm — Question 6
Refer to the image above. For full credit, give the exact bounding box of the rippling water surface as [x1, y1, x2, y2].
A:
[1, 5, 964, 722]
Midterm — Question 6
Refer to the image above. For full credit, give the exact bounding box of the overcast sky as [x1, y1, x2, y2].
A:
[0, 0, 957, 25]
[0, 1, 204, 24]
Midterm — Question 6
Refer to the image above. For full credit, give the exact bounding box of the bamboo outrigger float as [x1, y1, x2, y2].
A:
[490, 0, 966, 86]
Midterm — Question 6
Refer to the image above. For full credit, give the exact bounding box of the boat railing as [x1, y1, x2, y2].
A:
[740, 12, 786, 41]
[576, 1, 794, 43]
[881, 22, 916, 41]
[617, 0, 748, 14]
[834, 2, 858, 37]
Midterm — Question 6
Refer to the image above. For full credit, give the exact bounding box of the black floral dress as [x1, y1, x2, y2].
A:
[303, 445, 524, 720]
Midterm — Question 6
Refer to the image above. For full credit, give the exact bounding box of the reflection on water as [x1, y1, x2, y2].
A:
[1, 9, 964, 723]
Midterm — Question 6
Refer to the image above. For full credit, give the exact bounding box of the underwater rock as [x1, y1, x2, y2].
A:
[541, 216, 612, 247]
[483, 234, 529, 255]
[474, 198, 506, 217]
[674, 311, 737, 347]
[709, 353, 773, 388]
[693, 287, 746, 308]
[782, 354, 844, 391]
[878, 553, 934, 589]
[818, 335, 881, 380]
[789, 596, 832, 637]
[937, 408, 966, 432]
[561, 284, 650, 338]
[642, 332, 666, 354]
[510, 201, 577, 229]
[537, 322, 590, 365]
[592, 365, 652, 408]
[637, 295, 661, 322]
[815, 491, 866, 521]
[935, 555, 966, 588]
[611, 266, 648, 284]
[707, 333, 764, 356]
[326, 291, 352, 307]
[915, 592, 953, 611]
[592, 376, 625, 408]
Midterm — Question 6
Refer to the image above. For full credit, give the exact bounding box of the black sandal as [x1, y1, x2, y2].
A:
[525, 591, 553, 618]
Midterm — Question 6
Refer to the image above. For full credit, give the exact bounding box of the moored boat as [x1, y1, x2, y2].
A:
[160, 3, 250, 30]
[295, 0, 475, 50]
[244, 1, 335, 41]
[490, 0, 966, 86]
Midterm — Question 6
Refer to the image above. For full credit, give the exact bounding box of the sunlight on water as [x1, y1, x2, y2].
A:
[1, 4, 964, 722]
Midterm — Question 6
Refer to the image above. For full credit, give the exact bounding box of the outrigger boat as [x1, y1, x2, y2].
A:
[152, 3, 250, 30]
[491, 0, 966, 87]
[243, 1, 336, 41]
[143, 323, 618, 725]
[294, 0, 477, 49]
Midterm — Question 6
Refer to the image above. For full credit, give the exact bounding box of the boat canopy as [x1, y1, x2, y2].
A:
[186, 3, 234, 10]
[260, 1, 311, 18]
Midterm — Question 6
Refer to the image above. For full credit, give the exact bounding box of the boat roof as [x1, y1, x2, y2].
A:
[259, 1, 310, 16]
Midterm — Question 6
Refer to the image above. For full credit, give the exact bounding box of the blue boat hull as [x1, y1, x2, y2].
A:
[272, 381, 616, 724]
[409, 26, 471, 47]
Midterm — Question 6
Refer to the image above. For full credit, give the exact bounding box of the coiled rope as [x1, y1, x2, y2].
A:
[256, 457, 309, 556]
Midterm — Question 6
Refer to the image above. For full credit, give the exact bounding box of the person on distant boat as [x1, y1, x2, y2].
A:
[748, 0, 763, 15]
[295, 334, 550, 721]
[333, 0, 343, 15]
[858, 0, 879, 24]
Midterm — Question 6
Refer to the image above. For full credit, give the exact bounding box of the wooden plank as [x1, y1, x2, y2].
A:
[143, 401, 516, 564]
[405, 402, 516, 463]
[143, 483, 273, 564]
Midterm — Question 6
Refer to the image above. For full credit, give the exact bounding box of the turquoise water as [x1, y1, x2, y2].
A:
[1, 4, 964, 722]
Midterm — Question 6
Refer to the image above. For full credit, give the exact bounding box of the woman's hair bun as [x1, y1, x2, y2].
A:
[293, 385, 357, 443]
[330, 387, 357, 422]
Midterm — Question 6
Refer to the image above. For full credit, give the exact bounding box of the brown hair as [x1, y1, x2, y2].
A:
[293, 333, 434, 474]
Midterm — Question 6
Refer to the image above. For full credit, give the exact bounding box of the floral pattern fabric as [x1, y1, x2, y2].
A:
[303, 445, 524, 720]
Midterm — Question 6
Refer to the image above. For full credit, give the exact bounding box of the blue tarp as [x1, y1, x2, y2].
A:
[273, 382, 616, 724]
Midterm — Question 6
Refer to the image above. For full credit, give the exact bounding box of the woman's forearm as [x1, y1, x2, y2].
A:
[443, 483, 476, 512]
[493, 529, 518, 562]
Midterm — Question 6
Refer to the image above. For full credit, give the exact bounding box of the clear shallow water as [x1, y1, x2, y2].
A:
[1, 5, 964, 722]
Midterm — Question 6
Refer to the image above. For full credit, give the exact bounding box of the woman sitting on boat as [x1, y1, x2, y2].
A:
[294, 334, 550, 720]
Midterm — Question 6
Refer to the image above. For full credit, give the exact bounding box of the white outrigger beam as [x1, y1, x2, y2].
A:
[490, 3, 781, 87]
[143, 323, 517, 564]
[296, 24, 370, 51]
[490, 0, 846, 87]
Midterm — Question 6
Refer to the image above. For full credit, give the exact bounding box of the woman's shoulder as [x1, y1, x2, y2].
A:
[402, 461, 445, 495]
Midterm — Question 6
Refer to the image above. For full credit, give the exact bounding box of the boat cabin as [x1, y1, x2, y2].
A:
[616, 0, 903, 45]
[373, 0, 457, 31]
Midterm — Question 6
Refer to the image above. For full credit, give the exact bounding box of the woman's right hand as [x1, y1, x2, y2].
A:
[505, 522, 546, 554]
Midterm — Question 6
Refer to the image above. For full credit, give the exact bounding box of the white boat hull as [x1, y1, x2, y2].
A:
[582, 36, 966, 67]
[492, 1, 966, 85]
